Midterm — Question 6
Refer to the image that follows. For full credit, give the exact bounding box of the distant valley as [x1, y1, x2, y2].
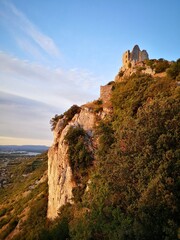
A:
[0, 145, 48, 189]
[0, 145, 49, 153]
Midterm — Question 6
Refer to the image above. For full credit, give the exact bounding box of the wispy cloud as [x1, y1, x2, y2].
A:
[0, 52, 100, 109]
[15, 37, 46, 61]
[0, 91, 55, 144]
[0, 0, 60, 59]
[0, 52, 102, 144]
[0, 1, 104, 145]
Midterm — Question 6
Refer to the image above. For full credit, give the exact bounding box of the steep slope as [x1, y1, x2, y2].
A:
[48, 105, 105, 219]
[0, 152, 48, 240]
[46, 58, 180, 239]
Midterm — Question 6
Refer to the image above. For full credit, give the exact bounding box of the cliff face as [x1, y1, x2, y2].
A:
[47, 107, 97, 219]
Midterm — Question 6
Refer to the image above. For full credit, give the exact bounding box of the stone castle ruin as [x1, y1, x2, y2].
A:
[122, 45, 149, 70]
[100, 45, 150, 104]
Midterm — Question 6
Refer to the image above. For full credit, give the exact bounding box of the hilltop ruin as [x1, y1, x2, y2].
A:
[122, 44, 149, 70]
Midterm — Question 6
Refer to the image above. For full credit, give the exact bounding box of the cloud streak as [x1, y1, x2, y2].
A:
[0, 1, 104, 145]
[0, 52, 102, 144]
[0, 52, 100, 108]
[0, 91, 55, 143]
[0, 0, 60, 59]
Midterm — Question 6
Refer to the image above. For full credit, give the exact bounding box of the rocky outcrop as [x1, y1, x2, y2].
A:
[47, 107, 97, 219]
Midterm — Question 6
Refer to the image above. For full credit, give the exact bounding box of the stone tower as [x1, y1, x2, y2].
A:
[140, 50, 149, 61]
[122, 50, 131, 69]
[131, 45, 140, 62]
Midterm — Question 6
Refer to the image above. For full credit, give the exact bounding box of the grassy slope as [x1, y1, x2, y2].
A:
[0, 152, 48, 240]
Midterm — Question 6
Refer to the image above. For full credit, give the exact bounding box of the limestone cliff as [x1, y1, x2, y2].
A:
[47, 106, 99, 219]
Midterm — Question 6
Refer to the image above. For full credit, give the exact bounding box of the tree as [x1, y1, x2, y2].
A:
[50, 114, 63, 131]
[166, 59, 180, 79]
[154, 59, 170, 73]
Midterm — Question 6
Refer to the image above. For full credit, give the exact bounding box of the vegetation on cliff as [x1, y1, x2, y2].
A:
[80, 73, 179, 240]
[50, 105, 81, 131]
[47, 60, 180, 240]
[65, 126, 94, 202]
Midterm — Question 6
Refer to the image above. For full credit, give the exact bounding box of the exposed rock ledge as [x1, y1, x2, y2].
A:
[47, 107, 98, 219]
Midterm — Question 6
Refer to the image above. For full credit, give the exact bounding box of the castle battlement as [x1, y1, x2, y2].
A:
[122, 45, 149, 70]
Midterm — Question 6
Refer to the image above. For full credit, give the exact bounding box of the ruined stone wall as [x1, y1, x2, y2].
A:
[140, 50, 149, 61]
[122, 45, 149, 70]
[131, 45, 140, 62]
[100, 85, 112, 104]
[122, 50, 130, 68]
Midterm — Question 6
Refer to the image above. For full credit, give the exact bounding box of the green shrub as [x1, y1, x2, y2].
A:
[0, 218, 19, 239]
[91, 99, 103, 113]
[0, 208, 7, 217]
[72, 185, 86, 203]
[118, 70, 124, 77]
[167, 59, 180, 79]
[95, 99, 102, 105]
[154, 59, 170, 73]
[65, 126, 93, 184]
[145, 59, 156, 69]
[107, 81, 114, 85]
[0, 216, 11, 229]
[64, 105, 81, 121]
[50, 114, 63, 131]
[50, 105, 81, 131]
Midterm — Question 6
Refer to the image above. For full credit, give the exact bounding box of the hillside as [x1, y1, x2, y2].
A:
[0, 152, 48, 240]
[0, 58, 179, 240]
[46, 58, 180, 239]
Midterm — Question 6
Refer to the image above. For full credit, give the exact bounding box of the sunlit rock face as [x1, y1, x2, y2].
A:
[47, 130, 74, 220]
[47, 107, 97, 220]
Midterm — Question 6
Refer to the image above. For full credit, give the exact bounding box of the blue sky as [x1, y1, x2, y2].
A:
[0, 0, 180, 146]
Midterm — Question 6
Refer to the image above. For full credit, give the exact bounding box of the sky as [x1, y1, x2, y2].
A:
[0, 0, 180, 146]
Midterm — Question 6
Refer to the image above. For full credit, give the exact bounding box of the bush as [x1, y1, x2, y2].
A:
[118, 70, 124, 77]
[72, 185, 86, 202]
[64, 105, 81, 121]
[0, 208, 7, 217]
[65, 126, 93, 184]
[107, 81, 114, 85]
[50, 114, 63, 131]
[145, 59, 156, 69]
[0, 218, 19, 239]
[50, 105, 81, 131]
[0, 216, 11, 229]
[154, 59, 170, 73]
[167, 59, 180, 79]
